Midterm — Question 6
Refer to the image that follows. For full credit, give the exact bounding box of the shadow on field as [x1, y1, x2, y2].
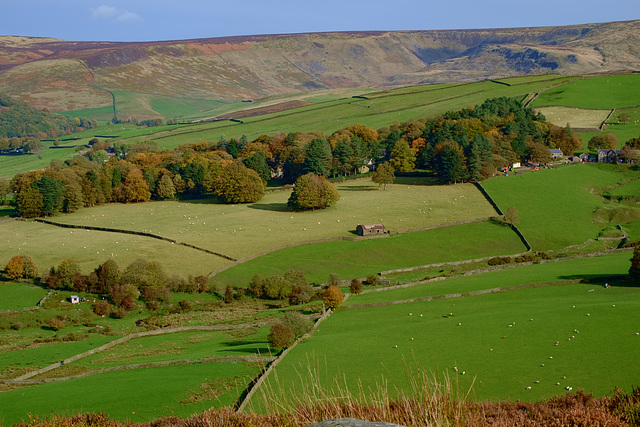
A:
[559, 274, 634, 286]
[248, 203, 290, 212]
[223, 339, 270, 354]
[338, 185, 380, 192]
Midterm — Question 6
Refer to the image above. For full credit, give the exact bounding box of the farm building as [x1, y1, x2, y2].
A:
[549, 148, 564, 159]
[356, 224, 386, 236]
[597, 149, 622, 163]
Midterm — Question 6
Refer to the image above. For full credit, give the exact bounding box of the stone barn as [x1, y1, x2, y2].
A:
[356, 224, 386, 236]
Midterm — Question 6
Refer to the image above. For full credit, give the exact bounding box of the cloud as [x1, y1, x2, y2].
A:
[115, 11, 141, 22]
[92, 5, 141, 23]
[92, 5, 118, 19]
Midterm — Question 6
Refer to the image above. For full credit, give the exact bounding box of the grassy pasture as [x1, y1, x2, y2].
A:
[531, 74, 640, 148]
[40, 179, 494, 271]
[344, 251, 632, 306]
[212, 221, 526, 287]
[531, 74, 640, 110]
[534, 106, 610, 129]
[482, 164, 636, 252]
[0, 219, 228, 277]
[250, 252, 638, 410]
[0, 146, 78, 179]
[0, 283, 47, 311]
[140, 76, 572, 148]
[0, 362, 260, 425]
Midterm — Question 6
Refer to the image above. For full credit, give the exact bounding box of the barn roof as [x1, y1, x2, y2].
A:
[359, 224, 385, 230]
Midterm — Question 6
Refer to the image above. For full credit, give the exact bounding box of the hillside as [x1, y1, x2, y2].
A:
[1, 20, 640, 118]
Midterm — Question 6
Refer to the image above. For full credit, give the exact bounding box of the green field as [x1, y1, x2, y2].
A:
[482, 164, 637, 252]
[531, 74, 640, 149]
[0, 362, 260, 425]
[212, 220, 526, 287]
[0, 283, 47, 311]
[249, 252, 638, 411]
[4, 178, 495, 278]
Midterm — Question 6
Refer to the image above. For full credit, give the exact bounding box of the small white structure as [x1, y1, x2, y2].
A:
[70, 295, 80, 304]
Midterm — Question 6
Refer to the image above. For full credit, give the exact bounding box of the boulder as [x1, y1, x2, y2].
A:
[305, 419, 406, 427]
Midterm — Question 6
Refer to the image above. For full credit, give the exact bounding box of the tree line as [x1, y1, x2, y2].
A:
[8, 96, 629, 218]
[0, 93, 97, 140]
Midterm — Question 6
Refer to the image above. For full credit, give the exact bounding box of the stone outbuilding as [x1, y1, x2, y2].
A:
[356, 224, 386, 236]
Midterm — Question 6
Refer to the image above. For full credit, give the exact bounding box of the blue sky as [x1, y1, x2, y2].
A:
[3, 0, 640, 42]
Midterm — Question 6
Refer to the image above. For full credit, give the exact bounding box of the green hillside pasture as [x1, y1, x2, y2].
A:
[50, 179, 495, 263]
[0, 362, 259, 425]
[0, 219, 228, 277]
[74, 328, 270, 371]
[212, 221, 526, 287]
[0, 146, 77, 179]
[344, 251, 632, 306]
[531, 74, 640, 110]
[250, 253, 638, 410]
[59, 105, 116, 123]
[575, 106, 640, 150]
[534, 106, 610, 130]
[481, 164, 636, 252]
[141, 76, 571, 149]
[112, 91, 226, 122]
[0, 283, 47, 311]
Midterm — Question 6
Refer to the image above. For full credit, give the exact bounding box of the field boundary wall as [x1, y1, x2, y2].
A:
[29, 218, 237, 261]
[7, 322, 273, 382]
[3, 355, 275, 385]
[236, 300, 342, 412]
[357, 247, 632, 298]
[474, 182, 531, 251]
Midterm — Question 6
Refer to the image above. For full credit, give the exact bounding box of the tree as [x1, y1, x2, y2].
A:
[156, 173, 176, 199]
[435, 143, 465, 184]
[16, 185, 43, 218]
[267, 324, 295, 349]
[629, 246, 640, 284]
[56, 258, 80, 289]
[243, 151, 271, 183]
[502, 206, 520, 226]
[123, 169, 151, 203]
[528, 141, 552, 164]
[288, 173, 340, 211]
[223, 284, 234, 304]
[215, 161, 265, 203]
[349, 278, 363, 295]
[0, 177, 10, 205]
[328, 273, 341, 287]
[5, 256, 25, 280]
[390, 140, 416, 172]
[32, 176, 63, 215]
[304, 138, 333, 176]
[588, 133, 618, 151]
[20, 254, 38, 279]
[280, 311, 313, 337]
[323, 285, 344, 310]
[371, 162, 395, 190]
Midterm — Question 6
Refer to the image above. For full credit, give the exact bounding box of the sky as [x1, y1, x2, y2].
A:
[3, 0, 640, 43]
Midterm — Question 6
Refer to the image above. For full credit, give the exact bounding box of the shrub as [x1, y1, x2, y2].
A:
[323, 285, 344, 310]
[146, 300, 160, 311]
[289, 285, 311, 305]
[349, 278, 363, 295]
[11, 322, 23, 330]
[488, 256, 513, 266]
[267, 324, 295, 349]
[110, 307, 128, 319]
[281, 311, 313, 337]
[179, 299, 192, 312]
[223, 284, 234, 304]
[328, 273, 341, 287]
[92, 300, 110, 316]
[365, 274, 381, 286]
[45, 317, 66, 331]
